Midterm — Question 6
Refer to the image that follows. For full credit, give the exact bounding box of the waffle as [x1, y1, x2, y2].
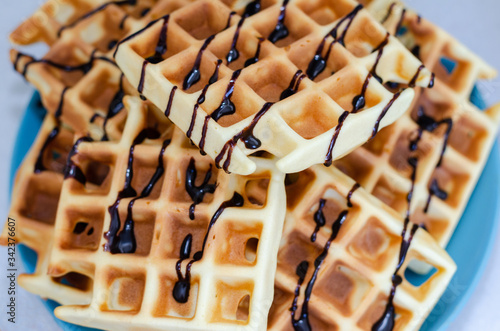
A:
[27, 96, 286, 331]
[114, 0, 436, 175]
[0, 108, 93, 305]
[268, 165, 456, 330]
[10, 0, 193, 139]
[332, 0, 500, 247]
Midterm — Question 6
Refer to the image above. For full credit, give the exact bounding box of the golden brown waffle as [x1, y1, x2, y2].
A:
[333, 0, 500, 248]
[10, 0, 193, 139]
[114, 0, 435, 175]
[36, 96, 287, 330]
[1, 114, 93, 305]
[268, 165, 456, 330]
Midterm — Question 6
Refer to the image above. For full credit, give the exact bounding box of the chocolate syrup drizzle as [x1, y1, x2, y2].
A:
[113, 14, 170, 58]
[291, 210, 349, 331]
[173, 192, 244, 303]
[117, 138, 170, 254]
[15, 50, 115, 79]
[186, 59, 223, 140]
[183, 34, 216, 90]
[244, 37, 264, 68]
[58, 0, 136, 37]
[226, 16, 247, 64]
[310, 199, 326, 242]
[411, 106, 452, 212]
[34, 126, 61, 173]
[306, 5, 363, 81]
[370, 33, 390, 84]
[281, 70, 306, 100]
[104, 128, 161, 254]
[394, 8, 407, 36]
[215, 102, 274, 172]
[145, 15, 170, 64]
[164, 86, 178, 117]
[211, 69, 242, 122]
[372, 107, 452, 330]
[268, 0, 290, 44]
[347, 183, 361, 207]
[64, 136, 94, 184]
[101, 74, 126, 141]
[185, 158, 216, 220]
[290, 181, 362, 330]
[243, 0, 261, 17]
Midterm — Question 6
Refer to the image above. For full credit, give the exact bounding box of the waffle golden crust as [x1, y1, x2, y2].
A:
[113, 0, 435, 175]
[268, 166, 455, 331]
[10, 0, 194, 139]
[25, 96, 286, 331]
[333, 0, 500, 248]
[0, 114, 93, 305]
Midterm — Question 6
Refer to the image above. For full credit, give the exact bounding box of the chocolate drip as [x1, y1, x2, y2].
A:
[225, 11, 236, 30]
[101, 74, 125, 141]
[54, 87, 69, 118]
[372, 223, 419, 331]
[199, 115, 211, 154]
[268, 0, 290, 44]
[428, 73, 435, 88]
[140, 7, 150, 17]
[227, 16, 247, 64]
[352, 73, 372, 113]
[185, 158, 216, 220]
[187, 84, 210, 138]
[215, 102, 273, 172]
[108, 40, 118, 50]
[118, 138, 170, 254]
[381, 2, 396, 24]
[58, 0, 136, 37]
[306, 5, 363, 80]
[394, 8, 407, 36]
[138, 60, 148, 98]
[114, 15, 169, 58]
[104, 128, 161, 254]
[244, 37, 264, 68]
[412, 107, 452, 211]
[17, 50, 114, 79]
[145, 16, 170, 64]
[89, 113, 104, 123]
[119, 14, 129, 30]
[324, 111, 349, 167]
[347, 183, 361, 207]
[372, 154, 419, 331]
[211, 69, 242, 122]
[64, 136, 94, 184]
[371, 91, 402, 139]
[164, 86, 178, 117]
[209, 59, 223, 85]
[281, 70, 306, 100]
[408, 65, 424, 87]
[34, 126, 60, 173]
[411, 45, 421, 60]
[173, 192, 244, 303]
[291, 210, 349, 330]
[73, 222, 89, 234]
[310, 199, 326, 242]
[187, 60, 223, 138]
[183, 34, 216, 90]
[370, 33, 390, 83]
[243, 0, 261, 17]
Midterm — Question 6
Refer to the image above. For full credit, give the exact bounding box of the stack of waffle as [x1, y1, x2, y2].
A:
[3, 0, 498, 330]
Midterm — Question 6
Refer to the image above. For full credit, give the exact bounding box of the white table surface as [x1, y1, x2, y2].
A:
[0, 1, 499, 330]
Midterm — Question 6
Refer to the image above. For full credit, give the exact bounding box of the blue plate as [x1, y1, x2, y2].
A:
[10, 90, 500, 331]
